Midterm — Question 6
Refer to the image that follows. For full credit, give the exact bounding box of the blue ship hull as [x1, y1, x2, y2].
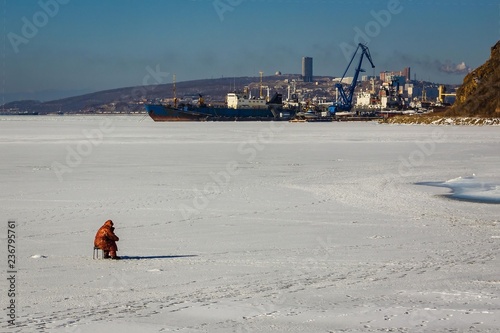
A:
[145, 104, 280, 122]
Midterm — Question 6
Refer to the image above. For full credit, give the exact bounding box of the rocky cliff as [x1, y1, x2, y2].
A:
[449, 40, 500, 116]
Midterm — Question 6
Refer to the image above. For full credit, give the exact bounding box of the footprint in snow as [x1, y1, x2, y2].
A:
[368, 235, 391, 239]
[31, 254, 48, 259]
[147, 268, 163, 272]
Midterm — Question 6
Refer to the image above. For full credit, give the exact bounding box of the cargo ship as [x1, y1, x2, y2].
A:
[145, 92, 293, 121]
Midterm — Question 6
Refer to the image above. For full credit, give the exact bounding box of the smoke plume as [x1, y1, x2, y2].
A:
[438, 60, 471, 75]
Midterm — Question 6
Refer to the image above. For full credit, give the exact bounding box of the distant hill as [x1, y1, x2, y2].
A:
[1, 76, 301, 114]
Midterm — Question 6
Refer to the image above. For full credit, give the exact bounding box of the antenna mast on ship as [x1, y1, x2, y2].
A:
[259, 71, 264, 99]
[173, 74, 177, 108]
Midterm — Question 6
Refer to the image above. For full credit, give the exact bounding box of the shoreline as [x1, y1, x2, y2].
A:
[2, 113, 500, 126]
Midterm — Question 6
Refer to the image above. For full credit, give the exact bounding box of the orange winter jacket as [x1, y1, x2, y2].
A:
[94, 220, 119, 251]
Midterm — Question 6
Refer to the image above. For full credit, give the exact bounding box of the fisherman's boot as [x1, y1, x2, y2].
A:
[109, 250, 120, 260]
[103, 251, 110, 259]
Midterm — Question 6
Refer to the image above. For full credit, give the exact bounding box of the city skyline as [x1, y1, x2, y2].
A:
[2, 0, 499, 103]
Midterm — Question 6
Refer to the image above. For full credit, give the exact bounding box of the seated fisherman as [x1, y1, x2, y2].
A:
[94, 220, 120, 260]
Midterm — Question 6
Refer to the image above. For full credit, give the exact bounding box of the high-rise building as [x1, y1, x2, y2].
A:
[302, 57, 313, 82]
[402, 67, 411, 82]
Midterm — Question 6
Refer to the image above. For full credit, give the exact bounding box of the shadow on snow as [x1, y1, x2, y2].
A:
[119, 255, 198, 260]
[416, 177, 500, 204]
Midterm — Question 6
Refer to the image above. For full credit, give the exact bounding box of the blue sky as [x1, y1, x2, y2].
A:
[1, 0, 499, 102]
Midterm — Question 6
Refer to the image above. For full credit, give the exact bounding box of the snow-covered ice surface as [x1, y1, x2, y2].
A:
[1, 116, 499, 332]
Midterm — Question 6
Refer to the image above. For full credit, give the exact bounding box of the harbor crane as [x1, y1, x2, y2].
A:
[438, 85, 456, 104]
[329, 43, 375, 114]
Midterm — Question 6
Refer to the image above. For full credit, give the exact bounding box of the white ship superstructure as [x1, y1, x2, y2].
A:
[227, 93, 268, 109]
